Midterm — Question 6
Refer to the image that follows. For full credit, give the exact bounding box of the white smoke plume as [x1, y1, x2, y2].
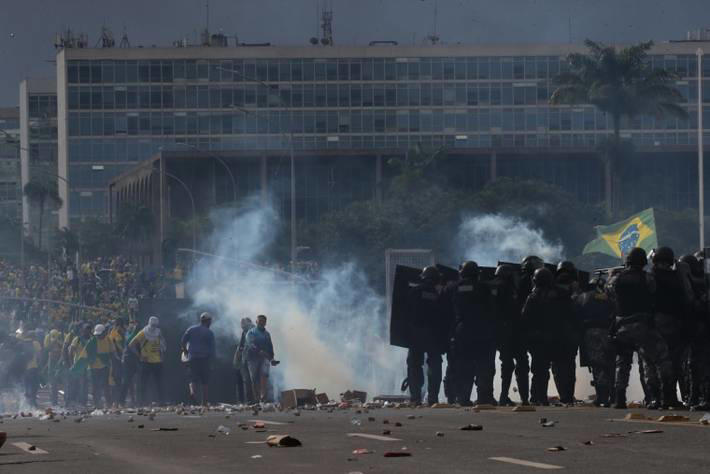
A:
[186, 197, 405, 400]
[456, 214, 564, 265]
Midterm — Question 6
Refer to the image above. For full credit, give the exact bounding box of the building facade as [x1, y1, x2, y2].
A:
[0, 107, 20, 219]
[19, 79, 59, 248]
[55, 41, 710, 228]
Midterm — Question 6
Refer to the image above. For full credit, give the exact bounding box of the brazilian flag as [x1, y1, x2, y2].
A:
[70, 337, 97, 373]
[583, 208, 658, 259]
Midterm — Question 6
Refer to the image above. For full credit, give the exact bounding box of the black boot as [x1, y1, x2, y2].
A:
[612, 390, 627, 409]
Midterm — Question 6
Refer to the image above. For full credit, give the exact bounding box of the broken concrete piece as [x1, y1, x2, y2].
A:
[315, 393, 330, 405]
[657, 415, 689, 422]
[384, 451, 411, 457]
[547, 446, 566, 452]
[513, 405, 536, 412]
[430, 403, 453, 408]
[352, 448, 373, 455]
[266, 435, 302, 447]
[341, 390, 367, 403]
[281, 389, 317, 410]
[625, 413, 649, 421]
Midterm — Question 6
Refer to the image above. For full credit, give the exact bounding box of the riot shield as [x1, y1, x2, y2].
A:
[389, 265, 422, 348]
[436, 264, 459, 285]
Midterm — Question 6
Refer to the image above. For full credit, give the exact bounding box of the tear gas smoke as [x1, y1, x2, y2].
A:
[456, 214, 565, 265]
[186, 197, 406, 399]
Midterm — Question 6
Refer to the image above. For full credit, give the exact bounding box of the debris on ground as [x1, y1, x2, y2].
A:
[431, 403, 454, 408]
[657, 415, 689, 422]
[601, 433, 627, 438]
[0, 432, 6, 450]
[281, 389, 318, 410]
[137, 424, 144, 429]
[151, 427, 179, 431]
[547, 446, 566, 452]
[394, 422, 403, 427]
[383, 420, 390, 425]
[74, 417, 84, 423]
[435, 432, 445, 437]
[637, 429, 663, 434]
[352, 448, 373, 455]
[460, 424, 483, 431]
[407, 415, 416, 420]
[700, 413, 710, 425]
[351, 418, 362, 426]
[251, 454, 263, 459]
[513, 405, 536, 412]
[266, 435, 302, 447]
[253, 422, 265, 429]
[368, 417, 376, 422]
[341, 390, 368, 404]
[384, 451, 412, 457]
[624, 413, 649, 421]
[541, 421, 557, 427]
[382, 430, 391, 435]
[582, 440, 594, 445]
[127, 416, 134, 422]
[473, 404, 496, 411]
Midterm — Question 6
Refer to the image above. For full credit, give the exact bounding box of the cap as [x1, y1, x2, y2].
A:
[200, 312, 212, 322]
[93, 324, 106, 336]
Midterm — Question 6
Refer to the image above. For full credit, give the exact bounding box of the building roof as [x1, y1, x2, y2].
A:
[58, 40, 710, 61]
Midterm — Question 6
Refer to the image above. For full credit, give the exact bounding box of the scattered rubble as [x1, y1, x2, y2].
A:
[547, 446, 566, 452]
[460, 424, 483, 431]
[266, 435, 302, 447]
[352, 448, 373, 455]
[657, 415, 689, 422]
[384, 451, 412, 457]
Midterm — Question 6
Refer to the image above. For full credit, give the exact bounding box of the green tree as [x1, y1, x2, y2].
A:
[116, 202, 155, 255]
[550, 40, 687, 213]
[23, 178, 62, 251]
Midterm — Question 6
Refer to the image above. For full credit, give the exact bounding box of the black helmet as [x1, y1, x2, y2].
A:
[532, 267, 554, 288]
[651, 246, 674, 266]
[625, 247, 647, 267]
[695, 249, 706, 260]
[459, 261, 480, 280]
[495, 264, 514, 280]
[420, 266, 441, 283]
[679, 254, 703, 277]
[521, 255, 544, 273]
[556, 260, 577, 277]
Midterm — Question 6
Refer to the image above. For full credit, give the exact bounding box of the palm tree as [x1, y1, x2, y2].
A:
[550, 40, 687, 213]
[23, 178, 62, 251]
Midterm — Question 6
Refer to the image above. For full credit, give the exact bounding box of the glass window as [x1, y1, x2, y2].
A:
[79, 61, 91, 83]
[477, 58, 488, 79]
[385, 85, 396, 106]
[279, 60, 291, 81]
[315, 85, 326, 107]
[409, 84, 420, 106]
[69, 87, 79, 109]
[420, 59, 432, 80]
[68, 63, 79, 83]
[102, 61, 114, 83]
[150, 61, 161, 82]
[150, 86, 162, 108]
[139, 61, 150, 82]
[362, 59, 373, 81]
[455, 60, 466, 80]
[490, 84, 501, 105]
[302, 60, 314, 81]
[91, 62, 102, 83]
[102, 86, 114, 109]
[338, 60, 349, 80]
[91, 87, 103, 109]
[268, 61, 278, 81]
[303, 84, 314, 107]
[162, 87, 173, 108]
[373, 59, 384, 80]
[210, 87, 220, 108]
[292, 60, 303, 81]
[125, 61, 138, 83]
[197, 61, 209, 80]
[397, 84, 408, 106]
[362, 85, 373, 107]
[338, 84, 350, 107]
[198, 86, 209, 108]
[466, 58, 477, 80]
[374, 85, 384, 106]
[327, 61, 338, 81]
[350, 84, 362, 106]
[327, 85, 338, 107]
[174, 60, 185, 80]
[385, 60, 396, 80]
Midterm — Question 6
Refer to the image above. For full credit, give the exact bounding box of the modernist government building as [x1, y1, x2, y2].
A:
[17, 30, 710, 240]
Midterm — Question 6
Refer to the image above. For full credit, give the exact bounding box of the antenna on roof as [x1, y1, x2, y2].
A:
[320, 0, 334, 46]
[119, 26, 130, 48]
[97, 25, 115, 48]
[426, 0, 440, 45]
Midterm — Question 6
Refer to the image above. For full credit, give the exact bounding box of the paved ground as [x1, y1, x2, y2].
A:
[1, 404, 709, 473]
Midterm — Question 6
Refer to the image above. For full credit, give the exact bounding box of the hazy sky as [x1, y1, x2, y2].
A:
[0, 0, 707, 105]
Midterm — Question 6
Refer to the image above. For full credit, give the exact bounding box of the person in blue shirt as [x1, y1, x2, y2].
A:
[246, 314, 277, 403]
[181, 312, 216, 406]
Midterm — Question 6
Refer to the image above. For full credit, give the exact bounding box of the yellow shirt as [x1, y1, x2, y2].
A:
[26, 341, 42, 370]
[44, 330, 64, 361]
[130, 330, 163, 363]
[90, 337, 113, 370]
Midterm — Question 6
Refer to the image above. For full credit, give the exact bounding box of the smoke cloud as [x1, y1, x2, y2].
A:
[186, 197, 405, 400]
[456, 214, 565, 266]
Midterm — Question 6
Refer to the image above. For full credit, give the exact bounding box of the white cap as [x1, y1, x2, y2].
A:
[93, 324, 106, 336]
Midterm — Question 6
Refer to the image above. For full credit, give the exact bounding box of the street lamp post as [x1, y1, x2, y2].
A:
[161, 143, 238, 203]
[153, 166, 197, 260]
[698, 48, 705, 251]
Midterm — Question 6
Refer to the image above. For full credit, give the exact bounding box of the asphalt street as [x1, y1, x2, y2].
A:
[1, 405, 709, 473]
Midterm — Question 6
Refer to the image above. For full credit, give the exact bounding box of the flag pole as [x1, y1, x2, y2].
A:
[698, 48, 705, 250]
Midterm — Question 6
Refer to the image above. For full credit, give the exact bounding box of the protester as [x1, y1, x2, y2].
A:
[129, 316, 166, 405]
[234, 317, 255, 404]
[245, 315, 275, 403]
[181, 312, 216, 406]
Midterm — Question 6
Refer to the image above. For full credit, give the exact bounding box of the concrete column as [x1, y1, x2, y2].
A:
[375, 154, 383, 203]
[260, 155, 268, 204]
[489, 151, 498, 182]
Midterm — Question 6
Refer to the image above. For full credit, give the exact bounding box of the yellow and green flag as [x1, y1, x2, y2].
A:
[583, 208, 658, 259]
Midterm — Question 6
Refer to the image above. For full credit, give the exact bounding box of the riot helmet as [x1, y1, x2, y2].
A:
[420, 266, 441, 283]
[521, 255, 544, 273]
[625, 247, 648, 267]
[651, 246, 675, 268]
[556, 260, 578, 278]
[679, 254, 703, 277]
[459, 261, 480, 280]
[532, 267, 554, 288]
[495, 264, 514, 280]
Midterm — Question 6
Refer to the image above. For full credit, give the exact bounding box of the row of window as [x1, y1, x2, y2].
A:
[67, 107, 710, 139]
[28, 95, 58, 118]
[66, 81, 710, 111]
[67, 54, 710, 84]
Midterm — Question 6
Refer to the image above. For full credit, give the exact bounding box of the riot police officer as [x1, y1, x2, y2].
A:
[552, 261, 582, 405]
[405, 266, 447, 406]
[492, 264, 530, 406]
[446, 261, 495, 406]
[608, 247, 675, 409]
[678, 254, 710, 410]
[577, 275, 615, 406]
[648, 247, 689, 408]
[522, 267, 570, 406]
